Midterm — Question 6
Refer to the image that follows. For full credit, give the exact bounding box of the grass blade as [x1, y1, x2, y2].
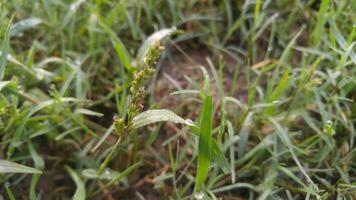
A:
[0, 81, 11, 91]
[195, 88, 213, 192]
[10, 18, 43, 36]
[0, 160, 42, 174]
[130, 109, 187, 130]
[0, 17, 12, 81]
[65, 166, 86, 200]
[137, 27, 177, 65]
[29, 143, 45, 200]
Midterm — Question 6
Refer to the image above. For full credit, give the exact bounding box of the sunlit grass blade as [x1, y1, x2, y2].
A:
[137, 27, 177, 65]
[130, 109, 187, 130]
[0, 160, 42, 174]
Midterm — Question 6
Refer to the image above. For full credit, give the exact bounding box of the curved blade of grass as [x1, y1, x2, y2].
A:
[65, 166, 86, 200]
[137, 27, 177, 65]
[130, 109, 187, 130]
[0, 160, 42, 174]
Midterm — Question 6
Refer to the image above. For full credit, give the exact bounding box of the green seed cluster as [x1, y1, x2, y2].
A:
[114, 41, 164, 135]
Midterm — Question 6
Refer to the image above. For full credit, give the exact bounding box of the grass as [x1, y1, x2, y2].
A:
[0, 0, 355, 199]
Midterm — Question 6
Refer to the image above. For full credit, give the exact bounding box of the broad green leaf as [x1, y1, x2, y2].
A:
[130, 109, 187, 130]
[65, 166, 85, 200]
[10, 18, 43, 36]
[137, 27, 177, 65]
[195, 94, 213, 191]
[0, 160, 42, 174]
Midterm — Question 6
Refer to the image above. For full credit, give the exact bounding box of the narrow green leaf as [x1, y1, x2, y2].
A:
[195, 94, 213, 191]
[212, 140, 230, 174]
[61, 0, 85, 29]
[277, 165, 307, 188]
[0, 18, 12, 81]
[312, 0, 330, 45]
[91, 124, 115, 152]
[29, 143, 45, 200]
[0, 160, 42, 174]
[5, 183, 16, 200]
[98, 21, 133, 71]
[65, 166, 86, 200]
[113, 39, 132, 71]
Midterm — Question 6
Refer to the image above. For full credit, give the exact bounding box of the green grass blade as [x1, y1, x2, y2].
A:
[137, 27, 177, 65]
[212, 140, 230, 174]
[195, 93, 213, 192]
[98, 21, 133, 72]
[65, 166, 86, 200]
[312, 0, 330, 45]
[0, 81, 11, 91]
[10, 17, 43, 37]
[0, 18, 12, 81]
[0, 160, 42, 174]
[130, 109, 187, 130]
[29, 143, 45, 200]
[5, 183, 16, 200]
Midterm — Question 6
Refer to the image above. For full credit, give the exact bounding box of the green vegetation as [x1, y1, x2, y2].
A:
[0, 0, 355, 199]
